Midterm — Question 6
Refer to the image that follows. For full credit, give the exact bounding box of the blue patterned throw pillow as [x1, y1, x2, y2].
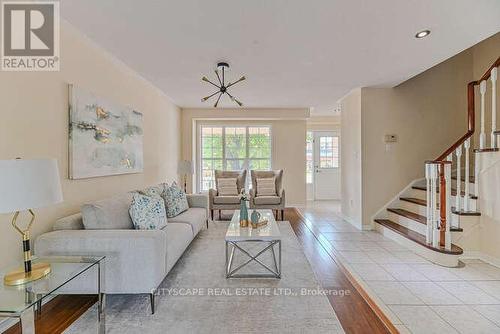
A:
[129, 193, 167, 230]
[163, 182, 189, 218]
[140, 184, 164, 197]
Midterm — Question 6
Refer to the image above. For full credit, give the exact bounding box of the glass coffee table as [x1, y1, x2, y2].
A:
[225, 209, 281, 278]
[0, 256, 105, 334]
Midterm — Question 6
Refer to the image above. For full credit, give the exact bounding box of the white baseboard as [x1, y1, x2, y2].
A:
[462, 251, 500, 268]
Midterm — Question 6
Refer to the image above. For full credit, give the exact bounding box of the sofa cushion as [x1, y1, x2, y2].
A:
[81, 193, 134, 230]
[53, 213, 84, 231]
[163, 182, 189, 218]
[213, 195, 241, 204]
[129, 193, 167, 230]
[254, 196, 281, 205]
[162, 223, 193, 273]
[169, 208, 207, 236]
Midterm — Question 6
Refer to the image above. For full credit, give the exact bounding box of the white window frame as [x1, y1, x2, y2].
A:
[197, 123, 273, 193]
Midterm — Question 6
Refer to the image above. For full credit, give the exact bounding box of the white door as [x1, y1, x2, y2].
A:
[313, 131, 340, 200]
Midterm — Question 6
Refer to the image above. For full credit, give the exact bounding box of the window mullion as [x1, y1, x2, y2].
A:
[222, 126, 226, 170]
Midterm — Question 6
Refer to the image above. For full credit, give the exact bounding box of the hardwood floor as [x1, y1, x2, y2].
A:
[285, 208, 395, 334]
[3, 208, 394, 334]
[4, 295, 96, 334]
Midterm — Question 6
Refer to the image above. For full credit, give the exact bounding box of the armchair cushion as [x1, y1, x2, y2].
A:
[213, 195, 240, 204]
[254, 196, 281, 205]
[251, 170, 283, 195]
[256, 177, 277, 196]
[214, 170, 247, 193]
[216, 177, 238, 196]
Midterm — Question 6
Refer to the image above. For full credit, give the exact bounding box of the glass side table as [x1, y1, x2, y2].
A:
[0, 256, 105, 334]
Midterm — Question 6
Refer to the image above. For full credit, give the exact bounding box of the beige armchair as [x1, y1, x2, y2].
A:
[249, 170, 285, 220]
[209, 170, 247, 220]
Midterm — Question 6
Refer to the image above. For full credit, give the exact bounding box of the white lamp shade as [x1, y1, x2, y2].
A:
[0, 159, 63, 213]
[177, 160, 194, 174]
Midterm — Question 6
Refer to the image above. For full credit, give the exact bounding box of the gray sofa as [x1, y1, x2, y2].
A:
[34, 189, 208, 314]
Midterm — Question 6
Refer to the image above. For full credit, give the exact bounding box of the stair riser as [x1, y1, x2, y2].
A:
[387, 212, 426, 235]
[398, 201, 475, 229]
[406, 189, 477, 211]
[374, 223, 460, 267]
[399, 201, 427, 216]
[452, 181, 475, 192]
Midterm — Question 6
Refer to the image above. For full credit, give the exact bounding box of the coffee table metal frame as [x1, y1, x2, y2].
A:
[225, 209, 282, 279]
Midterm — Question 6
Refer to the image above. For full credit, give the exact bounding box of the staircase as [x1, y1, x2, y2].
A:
[374, 56, 500, 267]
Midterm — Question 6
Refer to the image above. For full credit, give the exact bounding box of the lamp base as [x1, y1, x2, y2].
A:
[4, 263, 51, 286]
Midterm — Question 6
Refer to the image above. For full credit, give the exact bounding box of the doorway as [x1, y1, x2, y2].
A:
[306, 131, 341, 200]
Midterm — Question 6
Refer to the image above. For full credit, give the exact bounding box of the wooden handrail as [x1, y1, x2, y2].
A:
[436, 56, 500, 161]
[432, 56, 499, 247]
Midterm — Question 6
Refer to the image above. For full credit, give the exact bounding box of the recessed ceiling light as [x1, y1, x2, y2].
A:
[415, 30, 431, 38]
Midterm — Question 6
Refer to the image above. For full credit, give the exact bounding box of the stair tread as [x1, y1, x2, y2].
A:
[374, 219, 463, 255]
[399, 197, 481, 216]
[400, 197, 426, 206]
[412, 185, 478, 199]
[474, 148, 500, 153]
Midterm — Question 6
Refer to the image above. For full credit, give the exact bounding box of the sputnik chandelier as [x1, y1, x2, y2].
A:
[201, 62, 246, 107]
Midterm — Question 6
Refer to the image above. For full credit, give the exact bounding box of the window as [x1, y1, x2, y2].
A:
[306, 131, 313, 184]
[319, 136, 339, 168]
[199, 125, 271, 192]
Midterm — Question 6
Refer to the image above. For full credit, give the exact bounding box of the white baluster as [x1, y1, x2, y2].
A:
[492, 67, 498, 148]
[455, 146, 462, 213]
[475, 151, 481, 211]
[425, 164, 433, 244]
[432, 165, 439, 248]
[464, 138, 471, 212]
[480, 80, 487, 149]
[445, 159, 452, 250]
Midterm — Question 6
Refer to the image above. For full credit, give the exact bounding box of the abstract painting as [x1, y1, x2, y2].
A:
[69, 84, 143, 179]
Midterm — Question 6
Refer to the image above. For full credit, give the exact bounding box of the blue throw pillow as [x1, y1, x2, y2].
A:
[140, 184, 164, 197]
[163, 182, 189, 218]
[129, 192, 167, 230]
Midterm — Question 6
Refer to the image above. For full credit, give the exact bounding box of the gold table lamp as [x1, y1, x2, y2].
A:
[0, 159, 63, 286]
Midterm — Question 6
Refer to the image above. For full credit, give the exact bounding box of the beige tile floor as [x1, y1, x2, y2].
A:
[298, 200, 500, 334]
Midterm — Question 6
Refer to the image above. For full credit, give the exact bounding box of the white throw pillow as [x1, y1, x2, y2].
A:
[256, 177, 277, 196]
[129, 192, 167, 230]
[217, 178, 238, 196]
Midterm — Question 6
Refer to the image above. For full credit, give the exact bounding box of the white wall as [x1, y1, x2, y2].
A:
[340, 89, 363, 228]
[0, 22, 181, 268]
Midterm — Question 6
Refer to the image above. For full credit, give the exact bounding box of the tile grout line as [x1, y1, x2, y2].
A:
[299, 207, 500, 333]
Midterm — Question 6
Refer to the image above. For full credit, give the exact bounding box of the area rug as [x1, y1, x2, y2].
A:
[65, 221, 344, 334]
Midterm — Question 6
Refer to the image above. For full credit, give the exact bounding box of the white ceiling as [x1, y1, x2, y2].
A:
[61, 0, 500, 115]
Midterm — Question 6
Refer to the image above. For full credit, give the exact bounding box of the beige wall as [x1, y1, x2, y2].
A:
[0, 23, 181, 268]
[342, 32, 500, 229]
[307, 115, 341, 131]
[181, 108, 309, 206]
[340, 89, 363, 228]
